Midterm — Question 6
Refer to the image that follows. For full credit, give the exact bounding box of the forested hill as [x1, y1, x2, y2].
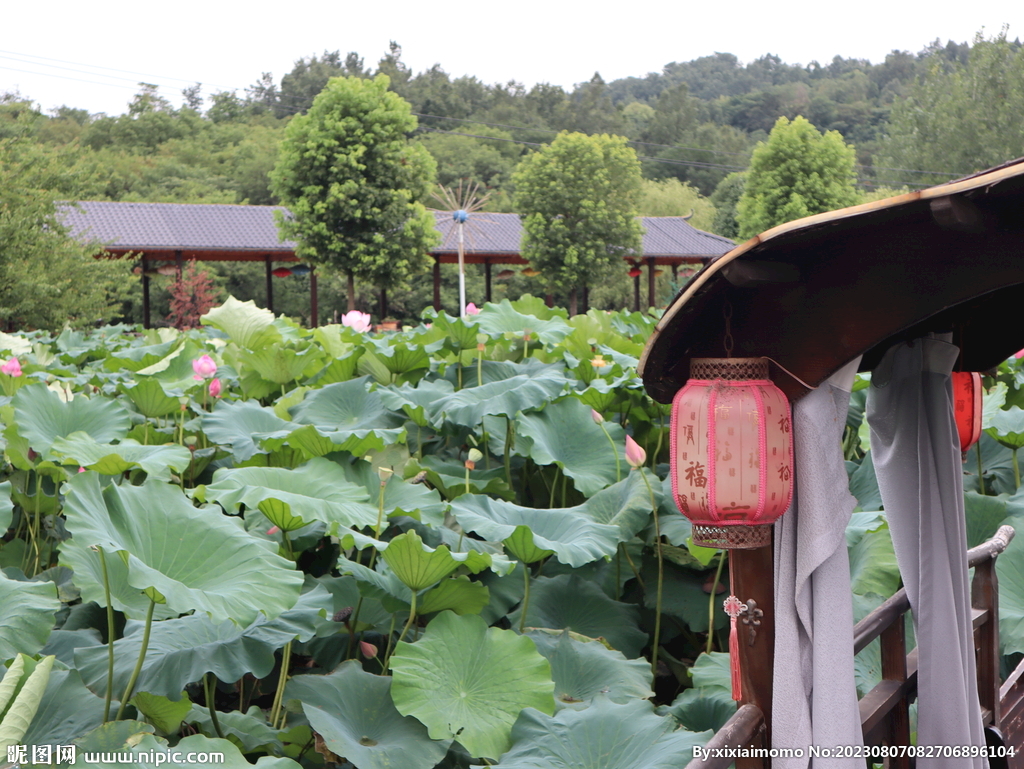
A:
[3, 34, 1023, 215]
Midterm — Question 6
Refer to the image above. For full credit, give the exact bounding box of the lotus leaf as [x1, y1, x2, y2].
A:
[48, 433, 192, 482]
[0, 570, 60, 658]
[118, 378, 181, 417]
[418, 576, 490, 615]
[78, 732, 300, 769]
[390, 612, 554, 759]
[185, 705, 282, 754]
[202, 400, 300, 462]
[475, 300, 572, 345]
[657, 687, 737, 733]
[201, 296, 280, 349]
[287, 662, 449, 769]
[488, 696, 708, 768]
[132, 691, 193, 735]
[288, 377, 406, 455]
[62, 473, 304, 625]
[13, 384, 130, 454]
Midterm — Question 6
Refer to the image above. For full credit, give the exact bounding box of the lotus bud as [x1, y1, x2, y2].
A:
[590, 354, 607, 368]
[1, 358, 22, 377]
[267, 526, 280, 535]
[625, 435, 647, 469]
[192, 354, 217, 380]
[360, 640, 378, 658]
[209, 378, 222, 398]
[465, 448, 483, 470]
[184, 436, 198, 448]
[377, 466, 394, 485]
[78, 466, 86, 473]
[591, 409, 605, 425]
[341, 311, 372, 333]
[465, 303, 480, 315]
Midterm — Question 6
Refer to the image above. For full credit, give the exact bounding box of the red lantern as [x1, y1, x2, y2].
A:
[628, 267, 642, 278]
[669, 358, 794, 550]
[952, 371, 982, 456]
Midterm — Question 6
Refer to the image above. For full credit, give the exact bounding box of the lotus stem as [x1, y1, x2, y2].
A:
[977, 445, 986, 495]
[385, 591, 418, 674]
[619, 542, 645, 590]
[204, 674, 225, 739]
[97, 546, 116, 722]
[548, 466, 558, 509]
[598, 422, 621, 484]
[116, 597, 156, 720]
[368, 480, 387, 571]
[269, 640, 292, 728]
[638, 468, 663, 679]
[707, 551, 726, 654]
[652, 412, 665, 469]
[504, 417, 514, 491]
[346, 596, 365, 660]
[1014, 448, 1020, 490]
[281, 530, 294, 560]
[519, 563, 531, 634]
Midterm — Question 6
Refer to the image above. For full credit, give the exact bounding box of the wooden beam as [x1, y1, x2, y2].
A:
[647, 256, 656, 309]
[141, 254, 151, 329]
[730, 546, 774, 757]
[265, 256, 274, 313]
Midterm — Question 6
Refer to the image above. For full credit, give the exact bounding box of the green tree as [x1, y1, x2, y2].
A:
[270, 74, 439, 313]
[513, 132, 642, 315]
[736, 116, 858, 238]
[638, 178, 716, 232]
[0, 139, 135, 330]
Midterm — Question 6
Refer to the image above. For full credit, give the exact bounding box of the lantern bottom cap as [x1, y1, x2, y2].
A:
[692, 523, 772, 550]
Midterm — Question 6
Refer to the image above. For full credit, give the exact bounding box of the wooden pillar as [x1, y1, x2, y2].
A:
[730, 546, 774, 761]
[632, 271, 641, 313]
[175, 249, 183, 276]
[264, 256, 274, 313]
[141, 254, 151, 329]
[310, 269, 318, 327]
[582, 285, 589, 314]
[671, 262, 678, 282]
[647, 257, 656, 310]
[379, 288, 387, 320]
[433, 257, 441, 311]
[485, 259, 492, 303]
[974, 558, 1001, 726]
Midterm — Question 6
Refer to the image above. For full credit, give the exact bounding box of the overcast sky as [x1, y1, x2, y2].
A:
[3, 0, 1022, 117]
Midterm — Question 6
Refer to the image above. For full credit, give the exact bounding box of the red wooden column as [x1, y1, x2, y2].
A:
[730, 545, 774, 763]
[647, 256, 657, 309]
[141, 254, 151, 329]
[484, 259, 492, 303]
[264, 255, 274, 313]
[310, 269, 318, 327]
[433, 256, 441, 311]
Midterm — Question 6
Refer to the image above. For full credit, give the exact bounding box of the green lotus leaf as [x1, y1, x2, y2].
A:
[21, 668, 108, 747]
[132, 691, 193, 735]
[848, 518, 900, 598]
[526, 630, 653, 708]
[201, 296, 281, 350]
[202, 400, 300, 462]
[73, 721, 154, 753]
[432, 368, 567, 427]
[59, 539, 179, 621]
[63, 473, 303, 625]
[118, 378, 181, 417]
[418, 576, 490, 616]
[0, 570, 60, 658]
[689, 651, 732, 691]
[641, 560, 726, 634]
[516, 398, 626, 497]
[286, 661, 449, 769]
[989, 406, 1024, 450]
[383, 530, 463, 591]
[450, 494, 622, 567]
[338, 459, 447, 527]
[241, 342, 324, 385]
[185, 705, 282, 754]
[201, 458, 377, 533]
[13, 384, 130, 454]
[508, 574, 647, 658]
[0, 331, 31, 356]
[74, 732, 301, 769]
[964, 492, 1018, 549]
[340, 560, 413, 613]
[997, 515, 1024, 655]
[503, 526, 555, 564]
[105, 339, 180, 373]
[848, 451, 882, 512]
[136, 341, 207, 390]
[390, 612, 554, 759]
[38, 629, 103, 667]
[577, 473, 657, 541]
[373, 342, 431, 376]
[657, 687, 737, 733]
[410, 455, 514, 500]
[428, 311, 481, 352]
[475, 300, 572, 345]
[287, 377, 406, 455]
[0, 481, 12, 533]
[378, 379, 456, 428]
[492, 697, 709, 768]
[75, 587, 331, 700]
[48, 433, 192, 482]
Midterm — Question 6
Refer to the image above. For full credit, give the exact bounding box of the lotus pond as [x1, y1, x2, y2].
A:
[2, 296, 1024, 768]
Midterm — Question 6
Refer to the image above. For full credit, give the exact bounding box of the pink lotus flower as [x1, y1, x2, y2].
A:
[209, 378, 222, 398]
[1016, 349, 1024, 360]
[359, 640, 378, 658]
[192, 354, 217, 380]
[267, 526, 280, 535]
[1, 358, 22, 377]
[341, 311, 372, 333]
[591, 409, 605, 425]
[625, 435, 647, 469]
[465, 303, 480, 316]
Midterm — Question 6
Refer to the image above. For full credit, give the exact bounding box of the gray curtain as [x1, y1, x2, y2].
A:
[772, 357, 864, 766]
[867, 335, 985, 767]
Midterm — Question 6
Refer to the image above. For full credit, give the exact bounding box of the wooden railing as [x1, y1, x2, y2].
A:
[684, 525, 1016, 769]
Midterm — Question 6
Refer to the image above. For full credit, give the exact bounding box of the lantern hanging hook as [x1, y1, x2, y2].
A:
[722, 299, 735, 358]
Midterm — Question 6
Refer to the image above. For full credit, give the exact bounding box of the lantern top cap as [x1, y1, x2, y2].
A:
[691, 357, 770, 381]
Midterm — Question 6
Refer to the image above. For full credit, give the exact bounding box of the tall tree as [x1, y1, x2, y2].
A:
[270, 74, 438, 313]
[513, 132, 642, 315]
[736, 116, 858, 238]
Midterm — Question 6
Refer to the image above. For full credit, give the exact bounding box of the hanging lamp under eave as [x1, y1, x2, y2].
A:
[952, 371, 983, 457]
[670, 357, 795, 549]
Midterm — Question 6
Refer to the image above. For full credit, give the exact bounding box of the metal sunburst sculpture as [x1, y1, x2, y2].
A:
[431, 180, 494, 318]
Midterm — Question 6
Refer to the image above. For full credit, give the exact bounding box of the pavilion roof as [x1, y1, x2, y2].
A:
[59, 201, 733, 263]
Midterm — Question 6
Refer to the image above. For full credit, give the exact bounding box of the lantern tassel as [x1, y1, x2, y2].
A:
[722, 578, 744, 702]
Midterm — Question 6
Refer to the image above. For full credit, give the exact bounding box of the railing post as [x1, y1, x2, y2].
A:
[879, 619, 912, 767]
[973, 558, 1000, 726]
[731, 546, 774, 766]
